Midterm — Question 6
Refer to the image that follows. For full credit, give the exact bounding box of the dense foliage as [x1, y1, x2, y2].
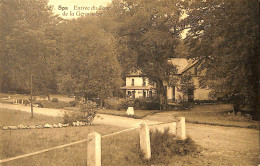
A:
[1, 0, 258, 115]
[0, 0, 60, 95]
[180, 0, 259, 112]
[62, 101, 97, 125]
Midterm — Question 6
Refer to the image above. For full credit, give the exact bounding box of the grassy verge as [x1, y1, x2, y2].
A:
[174, 111, 259, 129]
[39, 100, 69, 109]
[96, 109, 159, 119]
[0, 108, 64, 127]
[145, 104, 260, 129]
[0, 108, 126, 165]
[0, 93, 72, 109]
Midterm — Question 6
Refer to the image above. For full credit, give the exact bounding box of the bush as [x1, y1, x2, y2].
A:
[69, 100, 77, 107]
[104, 98, 123, 110]
[134, 98, 160, 110]
[120, 99, 134, 110]
[34, 101, 43, 108]
[51, 98, 59, 102]
[223, 111, 253, 122]
[104, 98, 134, 110]
[62, 100, 97, 125]
[177, 101, 192, 110]
[134, 128, 200, 164]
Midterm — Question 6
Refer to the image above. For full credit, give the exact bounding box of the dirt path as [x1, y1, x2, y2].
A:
[0, 103, 158, 128]
[186, 123, 259, 165]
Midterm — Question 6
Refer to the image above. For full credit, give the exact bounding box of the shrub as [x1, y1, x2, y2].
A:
[134, 128, 200, 164]
[104, 98, 123, 110]
[62, 100, 97, 125]
[104, 98, 134, 110]
[34, 101, 43, 108]
[120, 99, 134, 110]
[134, 98, 160, 110]
[51, 98, 59, 102]
[69, 100, 77, 107]
[223, 111, 253, 122]
[177, 101, 192, 110]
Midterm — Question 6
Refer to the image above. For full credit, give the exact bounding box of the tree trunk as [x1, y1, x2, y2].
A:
[157, 80, 167, 110]
[30, 67, 33, 118]
[100, 97, 103, 108]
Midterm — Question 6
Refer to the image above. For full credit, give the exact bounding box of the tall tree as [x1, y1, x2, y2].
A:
[100, 0, 181, 108]
[0, 0, 59, 95]
[181, 0, 259, 114]
[56, 17, 122, 106]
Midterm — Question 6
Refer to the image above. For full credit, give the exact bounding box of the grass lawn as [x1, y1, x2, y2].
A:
[0, 93, 71, 109]
[0, 109, 64, 127]
[0, 108, 126, 165]
[145, 104, 260, 129]
[96, 109, 159, 119]
[174, 110, 259, 129]
[39, 100, 69, 109]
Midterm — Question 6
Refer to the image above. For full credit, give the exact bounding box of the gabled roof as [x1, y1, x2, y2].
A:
[168, 58, 199, 74]
[126, 70, 144, 77]
[125, 58, 199, 77]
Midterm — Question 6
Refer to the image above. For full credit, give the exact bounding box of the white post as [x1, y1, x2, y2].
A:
[139, 122, 151, 160]
[87, 132, 101, 166]
[169, 122, 177, 135]
[176, 117, 186, 140]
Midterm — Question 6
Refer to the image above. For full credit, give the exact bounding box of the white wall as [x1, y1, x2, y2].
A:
[126, 77, 149, 86]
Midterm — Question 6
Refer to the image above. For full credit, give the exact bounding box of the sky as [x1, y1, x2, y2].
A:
[48, 0, 112, 19]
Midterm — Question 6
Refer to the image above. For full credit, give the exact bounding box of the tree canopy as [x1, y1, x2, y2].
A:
[55, 17, 122, 104]
[181, 0, 259, 111]
[0, 0, 60, 95]
[100, 0, 181, 107]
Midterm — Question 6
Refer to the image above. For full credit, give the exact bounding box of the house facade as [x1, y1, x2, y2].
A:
[121, 58, 214, 102]
[120, 70, 155, 99]
[165, 58, 214, 103]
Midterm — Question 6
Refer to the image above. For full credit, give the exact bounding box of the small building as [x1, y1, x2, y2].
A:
[165, 58, 214, 103]
[120, 70, 155, 99]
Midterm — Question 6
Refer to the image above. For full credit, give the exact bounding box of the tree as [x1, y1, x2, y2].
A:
[0, 0, 60, 117]
[100, 0, 181, 109]
[56, 17, 122, 106]
[181, 0, 259, 115]
[0, 0, 59, 95]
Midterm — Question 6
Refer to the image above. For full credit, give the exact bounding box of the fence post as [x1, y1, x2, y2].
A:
[170, 122, 177, 135]
[139, 122, 151, 160]
[176, 117, 186, 140]
[87, 132, 101, 166]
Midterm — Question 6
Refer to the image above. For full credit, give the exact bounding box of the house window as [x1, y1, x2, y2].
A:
[131, 79, 134, 86]
[142, 78, 146, 86]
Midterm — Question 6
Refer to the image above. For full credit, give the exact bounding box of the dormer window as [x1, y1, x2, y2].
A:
[131, 79, 134, 86]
